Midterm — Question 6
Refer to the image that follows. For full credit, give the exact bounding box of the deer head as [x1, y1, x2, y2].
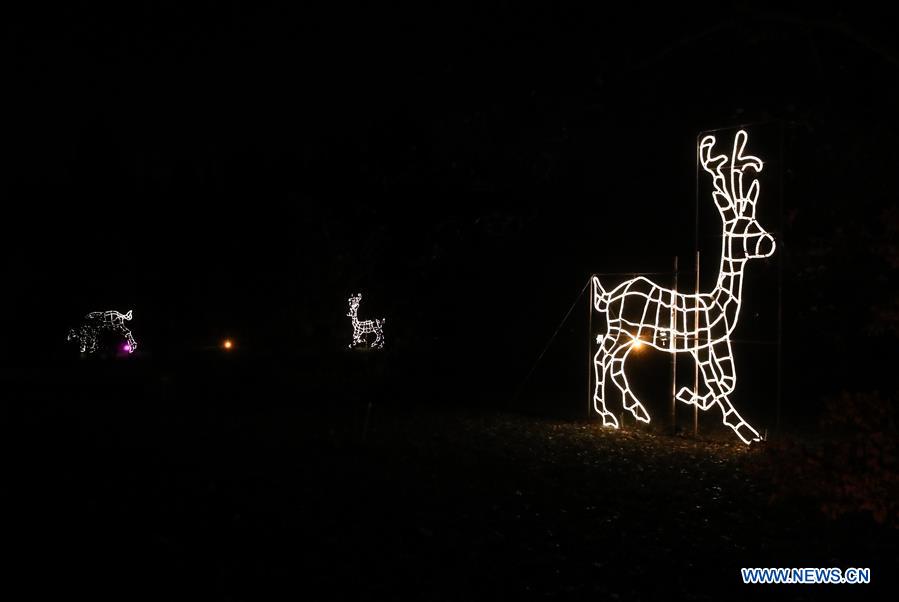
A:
[347, 294, 361, 317]
[699, 130, 775, 260]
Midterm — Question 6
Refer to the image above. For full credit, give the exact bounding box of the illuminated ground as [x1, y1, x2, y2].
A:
[6, 382, 896, 600]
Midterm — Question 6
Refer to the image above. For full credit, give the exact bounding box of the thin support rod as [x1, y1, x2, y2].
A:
[514, 279, 590, 403]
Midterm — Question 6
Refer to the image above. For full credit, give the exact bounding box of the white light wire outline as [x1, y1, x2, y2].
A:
[67, 309, 138, 354]
[347, 293, 386, 349]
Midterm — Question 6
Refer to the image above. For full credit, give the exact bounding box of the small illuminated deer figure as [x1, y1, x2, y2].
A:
[67, 309, 137, 354]
[347, 293, 385, 349]
[592, 130, 775, 444]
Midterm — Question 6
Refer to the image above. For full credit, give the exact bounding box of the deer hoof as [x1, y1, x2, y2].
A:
[675, 387, 695, 405]
[600, 412, 619, 429]
[734, 422, 762, 445]
[630, 404, 651, 423]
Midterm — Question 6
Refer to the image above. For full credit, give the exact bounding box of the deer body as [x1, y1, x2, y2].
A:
[67, 309, 137, 354]
[347, 293, 385, 349]
[592, 130, 775, 444]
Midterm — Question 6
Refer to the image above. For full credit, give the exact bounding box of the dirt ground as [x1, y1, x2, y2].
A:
[6, 380, 896, 601]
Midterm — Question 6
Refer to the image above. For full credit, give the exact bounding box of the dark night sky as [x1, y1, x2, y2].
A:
[4, 4, 898, 415]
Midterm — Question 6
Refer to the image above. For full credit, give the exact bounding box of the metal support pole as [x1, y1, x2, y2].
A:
[670, 256, 678, 435]
[588, 276, 593, 419]
[776, 124, 785, 434]
[693, 250, 700, 437]
[694, 132, 701, 439]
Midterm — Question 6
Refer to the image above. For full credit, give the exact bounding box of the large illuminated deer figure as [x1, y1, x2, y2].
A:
[592, 130, 775, 444]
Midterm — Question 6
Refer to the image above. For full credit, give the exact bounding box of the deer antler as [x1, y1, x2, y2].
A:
[699, 135, 733, 215]
[729, 130, 763, 217]
[701, 130, 764, 219]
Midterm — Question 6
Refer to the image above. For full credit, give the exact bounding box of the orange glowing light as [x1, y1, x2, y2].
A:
[223, 339, 233, 350]
[632, 339, 644, 350]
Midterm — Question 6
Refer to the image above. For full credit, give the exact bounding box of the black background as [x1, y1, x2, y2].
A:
[3, 3, 899, 598]
[6, 4, 897, 413]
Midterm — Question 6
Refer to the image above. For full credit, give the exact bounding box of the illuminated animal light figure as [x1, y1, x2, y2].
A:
[592, 130, 775, 444]
[347, 293, 385, 349]
[67, 309, 138, 354]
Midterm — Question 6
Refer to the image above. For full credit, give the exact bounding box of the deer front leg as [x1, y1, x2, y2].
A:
[715, 395, 761, 444]
[676, 348, 716, 410]
[710, 339, 736, 396]
[608, 341, 650, 423]
[705, 343, 760, 444]
[113, 325, 136, 352]
[124, 329, 137, 352]
[688, 351, 760, 444]
[593, 333, 618, 427]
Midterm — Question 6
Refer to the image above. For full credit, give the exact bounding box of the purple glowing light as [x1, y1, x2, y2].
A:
[123, 344, 132, 353]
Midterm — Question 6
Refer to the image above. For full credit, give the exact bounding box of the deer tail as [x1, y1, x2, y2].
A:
[592, 277, 609, 312]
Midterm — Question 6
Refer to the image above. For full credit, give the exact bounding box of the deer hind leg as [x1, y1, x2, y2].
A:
[593, 331, 619, 427]
[608, 340, 650, 423]
[84, 329, 97, 353]
[73, 328, 85, 352]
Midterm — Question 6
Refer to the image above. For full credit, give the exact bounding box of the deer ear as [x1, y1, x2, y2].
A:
[125, 310, 133, 320]
[740, 182, 759, 218]
[746, 179, 759, 204]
